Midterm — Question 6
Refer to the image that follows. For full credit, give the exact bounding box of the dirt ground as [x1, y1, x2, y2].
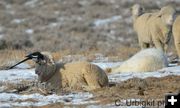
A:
[2, 75, 179, 108]
[30, 75, 179, 108]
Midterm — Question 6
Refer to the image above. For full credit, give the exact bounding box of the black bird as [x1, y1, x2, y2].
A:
[9, 52, 44, 69]
[26, 52, 44, 60]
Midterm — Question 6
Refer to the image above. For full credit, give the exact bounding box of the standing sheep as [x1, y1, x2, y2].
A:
[132, 4, 176, 52]
[173, 15, 180, 59]
[33, 52, 108, 91]
[132, 4, 156, 49]
[148, 5, 176, 52]
[109, 48, 168, 73]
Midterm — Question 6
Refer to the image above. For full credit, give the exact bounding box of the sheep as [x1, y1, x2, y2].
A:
[172, 15, 180, 59]
[132, 4, 156, 49]
[147, 5, 176, 52]
[132, 4, 176, 52]
[109, 48, 168, 73]
[34, 52, 109, 91]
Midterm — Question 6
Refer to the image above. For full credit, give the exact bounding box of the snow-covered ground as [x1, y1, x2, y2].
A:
[92, 15, 122, 27]
[0, 62, 180, 107]
[0, 92, 95, 107]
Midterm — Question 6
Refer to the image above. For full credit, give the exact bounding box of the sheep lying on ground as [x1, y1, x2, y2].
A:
[109, 48, 168, 73]
[132, 4, 176, 52]
[173, 15, 180, 59]
[34, 52, 109, 91]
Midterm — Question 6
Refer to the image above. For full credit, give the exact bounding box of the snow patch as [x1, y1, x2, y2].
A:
[93, 62, 122, 69]
[25, 29, 34, 34]
[92, 53, 109, 62]
[93, 16, 122, 27]
[24, 0, 39, 8]
[11, 19, 25, 24]
[0, 69, 37, 82]
[15, 63, 31, 69]
[0, 34, 4, 39]
[108, 66, 180, 83]
[0, 92, 95, 107]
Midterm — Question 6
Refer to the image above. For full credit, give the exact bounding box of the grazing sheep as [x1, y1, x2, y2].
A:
[34, 52, 109, 91]
[132, 4, 176, 52]
[109, 48, 168, 73]
[173, 15, 180, 58]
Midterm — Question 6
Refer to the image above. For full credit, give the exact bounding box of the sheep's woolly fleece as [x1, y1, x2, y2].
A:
[173, 15, 180, 59]
[132, 5, 176, 52]
[35, 52, 109, 91]
[110, 48, 168, 73]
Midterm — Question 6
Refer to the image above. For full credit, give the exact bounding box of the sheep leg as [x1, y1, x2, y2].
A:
[140, 42, 150, 49]
[163, 31, 172, 53]
[175, 42, 180, 59]
[145, 43, 150, 48]
[154, 40, 164, 51]
[164, 43, 168, 54]
[150, 43, 155, 48]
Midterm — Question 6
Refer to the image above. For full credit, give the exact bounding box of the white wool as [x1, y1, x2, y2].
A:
[111, 48, 168, 73]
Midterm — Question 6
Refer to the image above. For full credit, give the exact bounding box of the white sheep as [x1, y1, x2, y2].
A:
[110, 48, 168, 73]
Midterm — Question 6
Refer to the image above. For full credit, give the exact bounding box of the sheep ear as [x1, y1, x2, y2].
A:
[41, 52, 55, 64]
[156, 12, 162, 17]
[44, 56, 55, 64]
[46, 56, 54, 63]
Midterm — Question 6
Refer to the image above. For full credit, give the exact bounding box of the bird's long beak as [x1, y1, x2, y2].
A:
[8, 51, 44, 69]
[8, 57, 31, 69]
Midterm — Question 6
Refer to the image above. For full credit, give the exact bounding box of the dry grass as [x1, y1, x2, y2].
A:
[0, 0, 179, 56]
[0, 46, 140, 70]
[0, 49, 35, 69]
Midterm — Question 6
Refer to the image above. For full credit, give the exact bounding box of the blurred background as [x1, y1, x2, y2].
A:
[0, 0, 180, 60]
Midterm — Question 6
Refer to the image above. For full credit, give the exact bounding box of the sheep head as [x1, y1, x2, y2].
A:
[33, 52, 56, 82]
[131, 4, 144, 20]
[158, 5, 176, 26]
